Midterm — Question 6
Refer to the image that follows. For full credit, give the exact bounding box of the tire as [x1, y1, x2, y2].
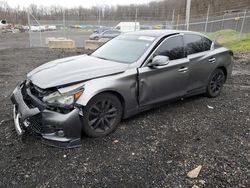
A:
[81, 93, 122, 138]
[206, 68, 226, 98]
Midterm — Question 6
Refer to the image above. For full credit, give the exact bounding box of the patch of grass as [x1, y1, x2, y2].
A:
[226, 38, 250, 52]
[204, 29, 250, 52]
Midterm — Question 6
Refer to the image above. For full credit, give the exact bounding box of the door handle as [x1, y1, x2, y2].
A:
[209, 58, 216, 63]
[178, 67, 188, 72]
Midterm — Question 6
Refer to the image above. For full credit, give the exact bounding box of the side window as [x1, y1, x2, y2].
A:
[111, 30, 120, 34]
[202, 37, 212, 51]
[104, 31, 111, 34]
[115, 26, 121, 30]
[184, 34, 204, 55]
[154, 36, 184, 60]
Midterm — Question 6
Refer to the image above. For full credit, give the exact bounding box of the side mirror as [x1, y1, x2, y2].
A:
[148, 55, 169, 68]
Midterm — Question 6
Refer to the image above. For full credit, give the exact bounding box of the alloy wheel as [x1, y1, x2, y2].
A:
[209, 70, 225, 96]
[88, 99, 118, 133]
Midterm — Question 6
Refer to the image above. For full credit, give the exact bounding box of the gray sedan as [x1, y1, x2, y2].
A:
[89, 29, 122, 40]
[11, 30, 233, 148]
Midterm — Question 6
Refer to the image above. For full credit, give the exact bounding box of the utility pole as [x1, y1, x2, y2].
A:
[102, 7, 105, 18]
[27, 12, 31, 47]
[240, 10, 247, 39]
[98, 7, 101, 28]
[63, 9, 66, 38]
[235, 12, 240, 31]
[204, 4, 210, 32]
[185, 0, 191, 31]
[176, 14, 180, 30]
[29, 13, 42, 47]
[135, 7, 138, 31]
[171, 9, 175, 29]
[221, 13, 225, 30]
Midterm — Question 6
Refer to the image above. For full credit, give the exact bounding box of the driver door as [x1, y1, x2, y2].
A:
[138, 35, 190, 106]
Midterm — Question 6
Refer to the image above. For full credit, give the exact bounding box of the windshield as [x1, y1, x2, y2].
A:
[91, 35, 155, 64]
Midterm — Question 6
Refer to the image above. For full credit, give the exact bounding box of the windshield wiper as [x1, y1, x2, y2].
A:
[96, 56, 109, 61]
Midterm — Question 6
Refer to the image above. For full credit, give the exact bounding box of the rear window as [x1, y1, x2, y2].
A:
[184, 35, 204, 55]
[203, 37, 212, 51]
[184, 34, 212, 55]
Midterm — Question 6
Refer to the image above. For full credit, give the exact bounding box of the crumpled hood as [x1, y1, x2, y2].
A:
[27, 54, 128, 89]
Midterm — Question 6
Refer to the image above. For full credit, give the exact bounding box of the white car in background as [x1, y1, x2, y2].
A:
[30, 26, 46, 32]
[115, 22, 140, 32]
[47, 25, 57, 31]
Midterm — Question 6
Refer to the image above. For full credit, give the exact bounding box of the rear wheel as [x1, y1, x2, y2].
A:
[81, 93, 122, 138]
[206, 68, 226, 98]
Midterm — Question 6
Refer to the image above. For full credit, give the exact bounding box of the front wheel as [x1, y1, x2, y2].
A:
[81, 93, 122, 138]
[206, 68, 226, 98]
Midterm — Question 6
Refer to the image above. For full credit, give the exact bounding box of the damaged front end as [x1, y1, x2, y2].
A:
[11, 81, 83, 148]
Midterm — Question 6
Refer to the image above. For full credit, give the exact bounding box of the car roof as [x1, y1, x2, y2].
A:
[125, 30, 203, 38]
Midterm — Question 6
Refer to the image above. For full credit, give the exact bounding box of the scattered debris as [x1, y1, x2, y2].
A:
[0, 118, 12, 125]
[0, 47, 249, 187]
[187, 165, 202, 179]
[0, 120, 5, 125]
[207, 105, 214, 109]
[199, 180, 205, 185]
[150, 148, 156, 152]
[239, 184, 247, 188]
[192, 185, 199, 188]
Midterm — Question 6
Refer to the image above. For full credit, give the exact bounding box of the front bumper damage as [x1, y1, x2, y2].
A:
[11, 82, 82, 148]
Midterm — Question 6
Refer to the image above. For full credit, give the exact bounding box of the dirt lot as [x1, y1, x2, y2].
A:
[0, 34, 250, 187]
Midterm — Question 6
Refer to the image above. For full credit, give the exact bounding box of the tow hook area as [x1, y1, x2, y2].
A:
[13, 105, 23, 135]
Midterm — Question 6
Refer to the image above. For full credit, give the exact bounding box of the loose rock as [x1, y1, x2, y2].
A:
[187, 165, 202, 179]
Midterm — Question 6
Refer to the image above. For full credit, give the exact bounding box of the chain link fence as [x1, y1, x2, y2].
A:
[28, 10, 250, 48]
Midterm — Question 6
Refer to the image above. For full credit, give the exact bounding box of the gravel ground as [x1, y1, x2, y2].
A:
[0, 32, 29, 50]
[0, 45, 249, 187]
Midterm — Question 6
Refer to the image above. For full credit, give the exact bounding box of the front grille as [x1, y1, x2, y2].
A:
[22, 81, 56, 110]
[23, 97, 36, 108]
[20, 83, 35, 108]
[20, 84, 36, 108]
[30, 85, 47, 100]
[26, 115, 43, 133]
[29, 83, 56, 100]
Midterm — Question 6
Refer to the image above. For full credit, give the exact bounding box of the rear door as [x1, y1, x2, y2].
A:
[138, 35, 190, 106]
[183, 34, 216, 93]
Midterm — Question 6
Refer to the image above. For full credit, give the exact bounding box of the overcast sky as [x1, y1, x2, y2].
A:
[7, 0, 151, 8]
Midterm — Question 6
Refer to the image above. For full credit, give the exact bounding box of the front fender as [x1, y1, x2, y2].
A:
[76, 80, 121, 106]
[75, 69, 138, 116]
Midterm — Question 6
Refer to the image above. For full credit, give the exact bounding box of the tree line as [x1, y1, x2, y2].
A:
[0, 0, 248, 25]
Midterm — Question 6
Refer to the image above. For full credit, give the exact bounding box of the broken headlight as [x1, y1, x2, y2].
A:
[43, 85, 84, 107]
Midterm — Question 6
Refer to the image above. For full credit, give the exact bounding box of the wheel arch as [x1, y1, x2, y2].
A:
[217, 66, 228, 81]
[77, 89, 126, 117]
[97, 90, 126, 114]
